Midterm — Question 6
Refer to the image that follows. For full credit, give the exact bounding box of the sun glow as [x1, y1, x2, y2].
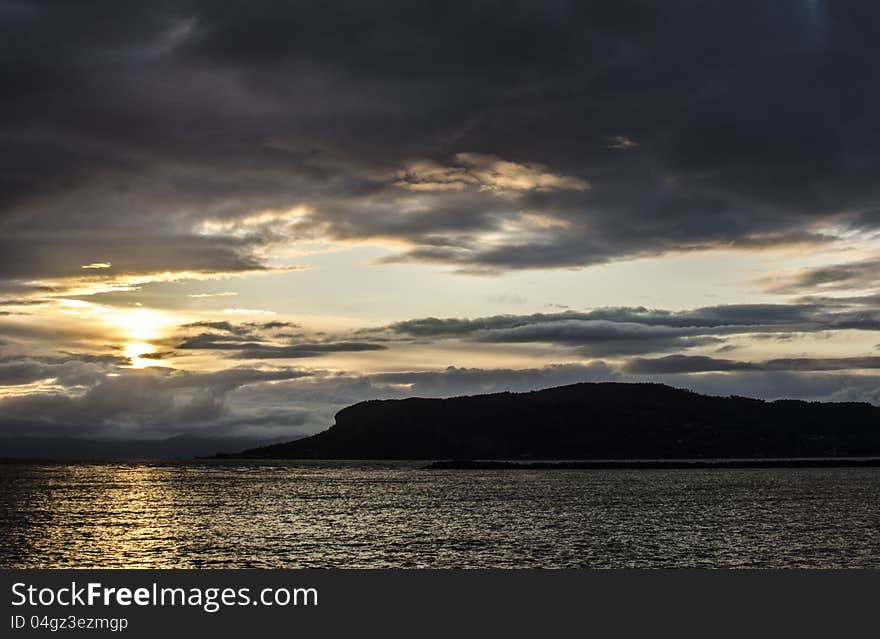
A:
[110, 309, 173, 368]
[119, 309, 164, 340]
[37, 300, 187, 369]
[123, 341, 159, 369]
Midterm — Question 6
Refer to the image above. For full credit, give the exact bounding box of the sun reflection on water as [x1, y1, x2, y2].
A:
[1, 464, 186, 568]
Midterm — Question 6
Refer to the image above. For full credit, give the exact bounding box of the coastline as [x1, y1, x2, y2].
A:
[425, 458, 880, 470]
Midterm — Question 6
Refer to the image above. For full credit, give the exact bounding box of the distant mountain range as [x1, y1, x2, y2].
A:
[225, 382, 880, 460]
[1, 434, 296, 461]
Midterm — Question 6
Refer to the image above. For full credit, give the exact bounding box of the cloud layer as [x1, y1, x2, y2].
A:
[4, 0, 880, 290]
[3, 293, 880, 441]
[379, 301, 880, 356]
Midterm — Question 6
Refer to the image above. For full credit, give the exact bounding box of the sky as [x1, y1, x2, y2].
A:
[2, 0, 880, 444]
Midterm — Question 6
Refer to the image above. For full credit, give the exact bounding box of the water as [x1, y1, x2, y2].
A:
[2, 461, 878, 568]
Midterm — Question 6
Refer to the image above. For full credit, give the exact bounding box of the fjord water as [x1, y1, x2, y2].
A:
[2, 461, 878, 568]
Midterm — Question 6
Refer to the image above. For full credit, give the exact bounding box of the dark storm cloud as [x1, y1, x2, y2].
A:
[388, 305, 823, 336]
[0, 233, 269, 281]
[0, 361, 87, 386]
[175, 331, 386, 359]
[474, 321, 721, 357]
[386, 312, 719, 357]
[625, 354, 880, 374]
[174, 318, 383, 358]
[0, 364, 316, 437]
[378, 302, 880, 356]
[181, 321, 252, 336]
[175, 332, 258, 349]
[177, 320, 299, 337]
[249, 321, 298, 331]
[0, 352, 131, 386]
[763, 257, 880, 294]
[229, 342, 386, 359]
[4, 1, 880, 284]
[793, 293, 880, 308]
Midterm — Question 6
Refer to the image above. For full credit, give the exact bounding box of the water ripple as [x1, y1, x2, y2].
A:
[1, 461, 878, 568]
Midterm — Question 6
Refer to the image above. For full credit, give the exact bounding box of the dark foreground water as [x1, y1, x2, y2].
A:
[1, 461, 878, 568]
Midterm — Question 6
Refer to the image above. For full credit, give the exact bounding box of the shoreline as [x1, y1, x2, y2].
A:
[425, 458, 880, 470]
[4, 456, 880, 469]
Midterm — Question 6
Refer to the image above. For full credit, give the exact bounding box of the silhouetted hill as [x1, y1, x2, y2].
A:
[225, 382, 880, 460]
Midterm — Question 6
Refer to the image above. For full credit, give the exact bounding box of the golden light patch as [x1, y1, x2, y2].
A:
[117, 309, 164, 340]
[107, 309, 172, 368]
[123, 341, 159, 369]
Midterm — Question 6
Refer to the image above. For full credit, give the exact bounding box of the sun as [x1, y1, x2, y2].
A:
[123, 341, 158, 369]
[122, 309, 163, 340]
[110, 309, 172, 368]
